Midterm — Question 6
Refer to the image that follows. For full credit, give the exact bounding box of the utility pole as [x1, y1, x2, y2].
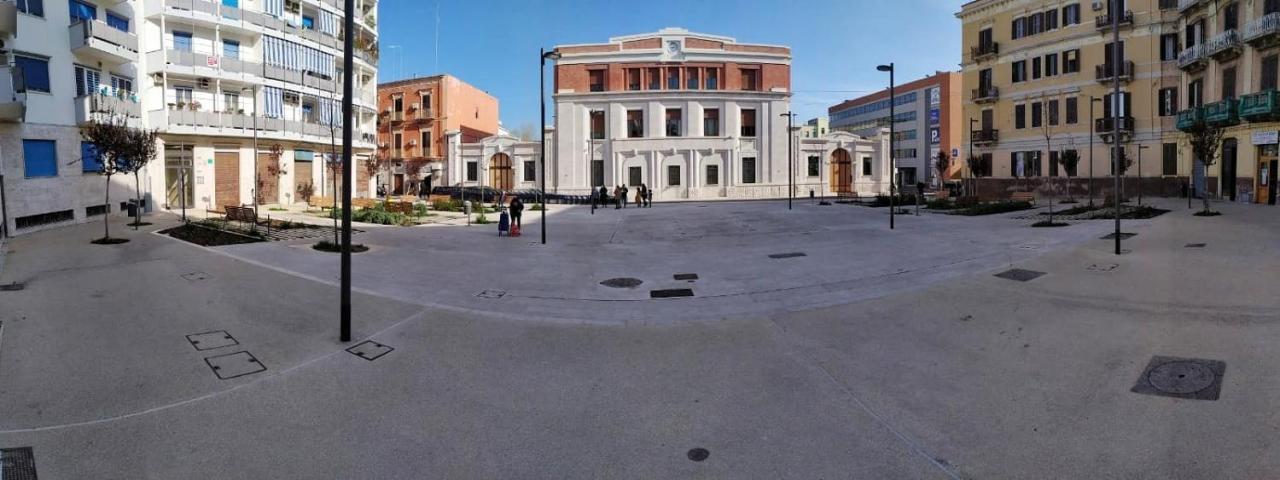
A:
[780, 112, 797, 209]
[339, 0, 355, 342]
[1110, 6, 1123, 255]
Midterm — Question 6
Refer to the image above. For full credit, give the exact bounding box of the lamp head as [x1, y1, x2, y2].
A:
[543, 50, 562, 60]
[876, 64, 893, 72]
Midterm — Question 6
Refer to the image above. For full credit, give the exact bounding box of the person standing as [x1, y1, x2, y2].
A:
[636, 184, 646, 207]
[614, 185, 622, 209]
[509, 197, 524, 230]
[646, 186, 653, 207]
[620, 185, 629, 209]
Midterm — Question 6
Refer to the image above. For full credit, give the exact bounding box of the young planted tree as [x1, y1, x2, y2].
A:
[403, 157, 428, 198]
[1041, 107, 1057, 222]
[966, 154, 983, 199]
[1187, 123, 1225, 215]
[326, 157, 342, 244]
[80, 112, 133, 243]
[363, 153, 387, 198]
[259, 143, 287, 207]
[934, 150, 950, 191]
[1058, 149, 1081, 203]
[122, 127, 160, 228]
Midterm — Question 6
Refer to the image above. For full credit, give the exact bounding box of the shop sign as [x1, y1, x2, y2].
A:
[1252, 131, 1278, 145]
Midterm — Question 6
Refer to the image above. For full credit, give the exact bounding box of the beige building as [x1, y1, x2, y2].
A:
[958, 0, 1186, 200]
[1175, 0, 1280, 205]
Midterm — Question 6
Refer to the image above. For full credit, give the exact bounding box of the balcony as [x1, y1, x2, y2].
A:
[971, 86, 999, 104]
[412, 108, 434, 121]
[74, 91, 142, 126]
[1239, 90, 1280, 121]
[1205, 30, 1242, 61]
[1176, 106, 1205, 132]
[1095, 10, 1134, 31]
[970, 42, 998, 62]
[971, 129, 998, 146]
[390, 148, 403, 158]
[0, 65, 26, 123]
[0, 1, 16, 37]
[1177, 44, 1208, 71]
[389, 110, 404, 122]
[69, 19, 138, 64]
[153, 109, 375, 148]
[1095, 61, 1134, 83]
[1178, 0, 1204, 13]
[1203, 99, 1240, 126]
[1244, 13, 1280, 48]
[1095, 116, 1134, 143]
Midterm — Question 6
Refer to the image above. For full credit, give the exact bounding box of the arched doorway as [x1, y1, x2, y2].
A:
[489, 153, 513, 191]
[830, 148, 852, 193]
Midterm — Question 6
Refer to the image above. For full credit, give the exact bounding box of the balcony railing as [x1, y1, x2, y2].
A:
[69, 19, 139, 64]
[75, 92, 142, 125]
[1205, 30, 1242, 59]
[1244, 13, 1280, 46]
[1203, 99, 1241, 126]
[971, 129, 998, 145]
[390, 148, 403, 158]
[1095, 116, 1135, 135]
[1095, 60, 1134, 83]
[971, 86, 999, 103]
[390, 110, 404, 122]
[1178, 0, 1202, 12]
[1177, 44, 1207, 71]
[1239, 90, 1280, 121]
[1176, 106, 1205, 131]
[1096, 10, 1134, 31]
[0, 65, 26, 123]
[970, 42, 998, 61]
[154, 109, 376, 146]
[413, 108, 434, 121]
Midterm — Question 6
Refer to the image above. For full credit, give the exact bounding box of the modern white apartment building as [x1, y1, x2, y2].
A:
[1, 0, 378, 236]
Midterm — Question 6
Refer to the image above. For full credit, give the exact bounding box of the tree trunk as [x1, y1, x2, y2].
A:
[103, 174, 112, 240]
[133, 172, 142, 228]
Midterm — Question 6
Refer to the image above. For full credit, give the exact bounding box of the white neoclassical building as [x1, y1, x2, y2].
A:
[444, 130, 549, 191]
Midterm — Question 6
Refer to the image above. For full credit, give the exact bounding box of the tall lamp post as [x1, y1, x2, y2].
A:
[1109, 9, 1123, 255]
[877, 63, 896, 229]
[337, 0, 356, 342]
[1089, 96, 1102, 207]
[242, 86, 260, 217]
[780, 112, 797, 209]
[1136, 144, 1148, 206]
[540, 48, 560, 245]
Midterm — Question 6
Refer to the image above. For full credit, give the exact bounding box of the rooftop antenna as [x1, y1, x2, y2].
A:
[434, 1, 440, 73]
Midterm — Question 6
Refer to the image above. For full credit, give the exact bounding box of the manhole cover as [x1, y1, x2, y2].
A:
[476, 289, 506, 299]
[181, 272, 211, 282]
[1086, 263, 1119, 272]
[600, 277, 643, 288]
[768, 252, 807, 259]
[204, 351, 266, 380]
[687, 448, 710, 462]
[1, 447, 37, 480]
[1132, 356, 1226, 401]
[1100, 232, 1137, 240]
[994, 268, 1046, 282]
[186, 330, 239, 351]
[1185, 243, 1207, 248]
[346, 340, 394, 361]
[0, 282, 25, 292]
[673, 273, 699, 281]
[651, 288, 694, 299]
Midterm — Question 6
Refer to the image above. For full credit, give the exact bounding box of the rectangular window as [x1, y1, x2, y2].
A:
[1048, 99, 1059, 126]
[112, 76, 132, 95]
[106, 11, 128, 31]
[1263, 55, 1279, 91]
[393, 96, 403, 112]
[1050, 150, 1059, 176]
[1066, 97, 1079, 124]
[1223, 2, 1238, 31]
[686, 68, 699, 90]
[1063, 49, 1080, 73]
[592, 160, 604, 187]
[466, 162, 477, 181]
[15, 55, 51, 93]
[1103, 91, 1131, 117]
[807, 156, 820, 176]
[647, 68, 660, 90]
[17, 0, 45, 17]
[627, 68, 641, 91]
[174, 86, 193, 104]
[1160, 34, 1179, 61]
[1015, 104, 1026, 129]
[1046, 8, 1058, 29]
[667, 69, 680, 90]
[665, 108, 681, 137]
[74, 65, 101, 97]
[742, 157, 757, 183]
[740, 109, 757, 137]
[1012, 17, 1024, 39]
[863, 157, 872, 176]
[174, 31, 193, 52]
[706, 165, 719, 185]
[23, 139, 57, 178]
[627, 110, 643, 138]
[301, 15, 314, 29]
[741, 69, 758, 91]
[223, 40, 240, 59]
[1012, 60, 1026, 83]
[1222, 67, 1236, 100]
[81, 141, 101, 172]
[588, 69, 605, 92]
[1159, 87, 1178, 116]
[421, 131, 431, 155]
[1188, 79, 1204, 107]
[668, 165, 681, 186]
[1162, 143, 1178, 175]
[590, 110, 606, 140]
[1045, 53, 1058, 76]
[69, 0, 95, 22]
[628, 167, 642, 187]
[705, 69, 719, 90]
[524, 161, 536, 182]
[1268, 0, 1280, 15]
[1032, 57, 1042, 79]
[224, 92, 239, 112]
[703, 108, 720, 136]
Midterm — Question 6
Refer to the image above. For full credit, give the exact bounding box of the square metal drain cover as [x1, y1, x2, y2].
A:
[186, 330, 239, 351]
[1100, 232, 1137, 240]
[673, 273, 699, 281]
[768, 252, 807, 259]
[2, 447, 37, 480]
[0, 282, 25, 292]
[994, 268, 1046, 282]
[1185, 243, 1207, 248]
[346, 340, 394, 361]
[181, 272, 211, 282]
[476, 289, 506, 299]
[204, 351, 266, 380]
[1132, 356, 1225, 401]
[651, 288, 694, 298]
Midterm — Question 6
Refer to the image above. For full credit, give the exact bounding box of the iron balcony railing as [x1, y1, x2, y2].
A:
[1095, 60, 1134, 82]
[1205, 30, 1242, 58]
[1176, 106, 1205, 131]
[1243, 12, 1280, 45]
[1095, 116, 1135, 134]
[971, 129, 999, 144]
[1096, 10, 1134, 31]
[1177, 44, 1207, 70]
[971, 86, 999, 103]
[970, 42, 998, 61]
[1203, 99, 1241, 126]
[1239, 90, 1280, 121]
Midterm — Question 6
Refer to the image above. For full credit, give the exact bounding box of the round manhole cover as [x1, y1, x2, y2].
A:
[687, 448, 710, 462]
[1148, 361, 1216, 394]
[600, 277, 643, 288]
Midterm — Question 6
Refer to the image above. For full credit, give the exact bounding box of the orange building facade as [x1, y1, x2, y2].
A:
[377, 75, 498, 195]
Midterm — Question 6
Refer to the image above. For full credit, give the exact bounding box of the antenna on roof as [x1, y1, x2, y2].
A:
[434, 1, 440, 73]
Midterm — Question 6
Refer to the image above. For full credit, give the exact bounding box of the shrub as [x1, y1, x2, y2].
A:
[432, 198, 461, 212]
[954, 196, 980, 208]
[474, 212, 491, 224]
[926, 198, 957, 210]
[954, 201, 1033, 216]
[869, 194, 916, 207]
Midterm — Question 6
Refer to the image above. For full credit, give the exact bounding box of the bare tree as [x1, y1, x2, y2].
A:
[259, 143, 286, 206]
[122, 127, 160, 228]
[934, 150, 950, 191]
[1187, 123, 1225, 215]
[80, 112, 134, 243]
[508, 122, 538, 141]
[363, 152, 387, 197]
[1058, 149, 1081, 203]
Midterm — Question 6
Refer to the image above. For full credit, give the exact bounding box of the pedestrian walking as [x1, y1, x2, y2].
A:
[646, 187, 654, 207]
[636, 184, 645, 207]
[621, 185, 629, 209]
[614, 185, 622, 209]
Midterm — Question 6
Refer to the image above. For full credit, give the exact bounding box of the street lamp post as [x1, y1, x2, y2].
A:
[338, 0, 355, 342]
[1090, 96, 1102, 207]
[780, 112, 797, 210]
[1136, 144, 1148, 206]
[540, 48, 561, 245]
[877, 63, 896, 230]
[1109, 9, 1123, 255]
[243, 86, 260, 217]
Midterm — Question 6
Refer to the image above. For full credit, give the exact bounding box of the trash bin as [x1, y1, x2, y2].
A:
[126, 200, 139, 218]
[498, 211, 510, 236]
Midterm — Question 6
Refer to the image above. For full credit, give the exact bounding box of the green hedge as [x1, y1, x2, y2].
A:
[953, 201, 1033, 216]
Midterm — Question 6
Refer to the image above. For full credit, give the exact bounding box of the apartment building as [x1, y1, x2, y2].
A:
[1175, 0, 1280, 205]
[958, 0, 1185, 199]
[798, 117, 828, 138]
[377, 75, 498, 195]
[828, 71, 962, 186]
[1, 0, 378, 236]
[549, 27, 799, 200]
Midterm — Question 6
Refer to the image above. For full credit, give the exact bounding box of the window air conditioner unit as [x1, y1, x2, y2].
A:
[1092, 0, 1104, 10]
[411, 103, 420, 110]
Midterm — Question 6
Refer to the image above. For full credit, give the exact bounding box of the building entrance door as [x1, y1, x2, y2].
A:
[214, 151, 240, 211]
[830, 148, 852, 193]
[489, 153, 513, 191]
[1258, 151, 1278, 205]
[1222, 139, 1238, 201]
[165, 144, 194, 211]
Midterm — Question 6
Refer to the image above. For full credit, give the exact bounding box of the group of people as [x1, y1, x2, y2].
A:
[596, 184, 654, 209]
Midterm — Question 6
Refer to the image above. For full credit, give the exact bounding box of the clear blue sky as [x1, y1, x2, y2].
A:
[377, 0, 965, 134]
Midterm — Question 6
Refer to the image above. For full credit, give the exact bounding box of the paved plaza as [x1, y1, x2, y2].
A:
[1, 199, 1278, 478]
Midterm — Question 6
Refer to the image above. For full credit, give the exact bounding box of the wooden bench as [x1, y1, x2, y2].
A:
[224, 205, 257, 226]
[1010, 192, 1036, 204]
[427, 194, 452, 203]
[384, 202, 414, 215]
[310, 196, 335, 209]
